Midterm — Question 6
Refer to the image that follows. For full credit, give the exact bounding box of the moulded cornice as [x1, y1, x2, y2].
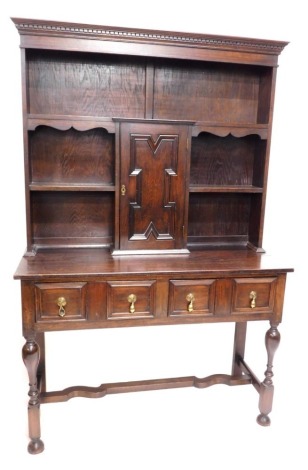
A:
[11, 17, 288, 56]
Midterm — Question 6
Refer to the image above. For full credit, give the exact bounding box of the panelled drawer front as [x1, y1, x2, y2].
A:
[231, 277, 277, 314]
[107, 280, 156, 320]
[169, 280, 216, 317]
[35, 282, 87, 322]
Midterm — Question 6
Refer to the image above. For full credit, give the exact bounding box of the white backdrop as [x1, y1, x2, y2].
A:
[0, 1, 306, 469]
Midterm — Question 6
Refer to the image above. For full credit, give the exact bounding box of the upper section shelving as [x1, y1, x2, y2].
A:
[12, 18, 287, 253]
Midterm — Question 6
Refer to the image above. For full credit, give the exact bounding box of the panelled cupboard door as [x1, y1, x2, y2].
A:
[115, 120, 192, 253]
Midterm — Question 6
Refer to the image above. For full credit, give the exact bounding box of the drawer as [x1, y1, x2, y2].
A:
[107, 280, 156, 320]
[35, 282, 87, 322]
[231, 277, 277, 314]
[169, 280, 216, 317]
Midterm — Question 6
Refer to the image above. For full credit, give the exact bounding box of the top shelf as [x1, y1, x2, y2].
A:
[24, 50, 275, 126]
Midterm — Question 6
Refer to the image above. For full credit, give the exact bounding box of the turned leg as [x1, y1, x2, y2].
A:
[36, 333, 46, 393]
[257, 322, 280, 426]
[22, 339, 44, 454]
[232, 322, 247, 376]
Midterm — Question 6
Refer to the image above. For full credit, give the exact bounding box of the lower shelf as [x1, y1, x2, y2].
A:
[31, 191, 114, 248]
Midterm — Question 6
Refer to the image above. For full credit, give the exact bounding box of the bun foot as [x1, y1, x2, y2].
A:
[257, 413, 271, 427]
[28, 438, 44, 454]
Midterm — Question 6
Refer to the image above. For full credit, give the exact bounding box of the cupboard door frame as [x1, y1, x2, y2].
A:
[113, 119, 192, 254]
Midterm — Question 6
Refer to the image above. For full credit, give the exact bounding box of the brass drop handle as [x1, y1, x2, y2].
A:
[127, 294, 137, 314]
[121, 184, 126, 196]
[57, 296, 67, 317]
[186, 293, 195, 312]
[250, 291, 257, 309]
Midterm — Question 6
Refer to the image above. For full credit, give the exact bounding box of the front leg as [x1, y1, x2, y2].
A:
[257, 322, 280, 426]
[36, 333, 46, 393]
[22, 339, 44, 454]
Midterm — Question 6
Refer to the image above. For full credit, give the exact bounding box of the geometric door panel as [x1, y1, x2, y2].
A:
[116, 120, 191, 253]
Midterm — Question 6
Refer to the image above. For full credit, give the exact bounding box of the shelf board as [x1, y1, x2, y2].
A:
[29, 183, 115, 192]
[27, 114, 116, 133]
[192, 122, 268, 139]
[189, 185, 263, 193]
[27, 115, 268, 139]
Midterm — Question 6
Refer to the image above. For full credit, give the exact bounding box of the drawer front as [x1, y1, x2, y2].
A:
[107, 280, 156, 320]
[231, 277, 277, 314]
[35, 282, 87, 322]
[169, 280, 216, 317]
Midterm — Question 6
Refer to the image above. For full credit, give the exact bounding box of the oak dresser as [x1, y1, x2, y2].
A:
[12, 17, 293, 453]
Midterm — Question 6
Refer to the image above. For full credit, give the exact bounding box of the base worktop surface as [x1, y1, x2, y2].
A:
[14, 248, 293, 279]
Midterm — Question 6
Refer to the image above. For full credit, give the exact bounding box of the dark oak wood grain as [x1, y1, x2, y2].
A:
[14, 20, 286, 253]
[31, 191, 114, 248]
[115, 120, 191, 253]
[14, 248, 292, 279]
[15, 249, 291, 333]
[153, 61, 266, 123]
[190, 134, 264, 186]
[30, 127, 115, 186]
[27, 50, 147, 117]
[188, 193, 252, 248]
[11, 17, 292, 453]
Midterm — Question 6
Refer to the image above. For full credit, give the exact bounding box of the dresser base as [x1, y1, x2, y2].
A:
[22, 318, 282, 453]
